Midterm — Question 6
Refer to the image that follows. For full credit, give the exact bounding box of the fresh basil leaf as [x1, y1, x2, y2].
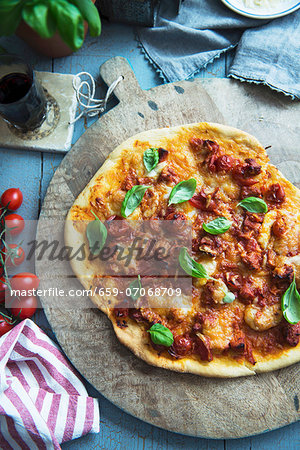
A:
[203, 217, 232, 235]
[70, 0, 101, 36]
[281, 276, 300, 325]
[147, 323, 174, 347]
[143, 148, 159, 172]
[86, 211, 107, 255]
[50, 0, 84, 51]
[168, 178, 197, 206]
[179, 247, 209, 278]
[22, 4, 56, 39]
[238, 197, 268, 213]
[129, 275, 141, 301]
[223, 292, 235, 304]
[121, 185, 150, 218]
[0, 1, 23, 35]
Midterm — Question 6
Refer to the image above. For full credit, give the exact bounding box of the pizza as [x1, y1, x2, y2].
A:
[65, 122, 300, 377]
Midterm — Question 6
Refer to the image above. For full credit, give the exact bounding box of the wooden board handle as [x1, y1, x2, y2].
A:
[100, 56, 146, 103]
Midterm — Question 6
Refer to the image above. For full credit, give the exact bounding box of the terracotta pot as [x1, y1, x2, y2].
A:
[16, 0, 96, 58]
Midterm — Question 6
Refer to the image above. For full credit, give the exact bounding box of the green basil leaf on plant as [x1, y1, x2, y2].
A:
[143, 148, 159, 172]
[281, 276, 300, 325]
[203, 217, 232, 235]
[50, 0, 84, 51]
[86, 211, 107, 256]
[70, 0, 101, 36]
[147, 323, 174, 347]
[168, 178, 197, 206]
[179, 247, 209, 278]
[223, 292, 235, 304]
[22, 4, 56, 39]
[121, 185, 150, 218]
[0, 1, 23, 35]
[129, 275, 141, 301]
[0, 0, 21, 7]
[238, 197, 268, 213]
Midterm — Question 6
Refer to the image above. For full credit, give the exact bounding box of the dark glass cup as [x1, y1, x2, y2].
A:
[0, 54, 47, 132]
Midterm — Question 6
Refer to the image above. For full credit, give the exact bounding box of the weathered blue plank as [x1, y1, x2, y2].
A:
[0, 149, 41, 219]
[54, 22, 162, 89]
[226, 439, 251, 450]
[0, 35, 52, 72]
[250, 422, 300, 450]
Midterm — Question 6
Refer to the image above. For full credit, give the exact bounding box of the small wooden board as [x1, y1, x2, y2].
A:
[36, 57, 300, 439]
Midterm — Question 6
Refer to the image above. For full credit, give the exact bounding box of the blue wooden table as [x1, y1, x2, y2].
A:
[1, 21, 300, 450]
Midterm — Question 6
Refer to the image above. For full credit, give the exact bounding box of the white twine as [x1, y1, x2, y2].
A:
[69, 72, 123, 124]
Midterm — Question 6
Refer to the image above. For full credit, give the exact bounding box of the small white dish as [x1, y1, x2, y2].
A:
[221, 0, 300, 19]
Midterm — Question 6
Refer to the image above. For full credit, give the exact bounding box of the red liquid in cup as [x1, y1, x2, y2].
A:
[0, 73, 32, 104]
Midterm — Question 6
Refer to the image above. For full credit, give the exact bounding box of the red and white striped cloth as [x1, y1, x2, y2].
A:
[0, 319, 99, 449]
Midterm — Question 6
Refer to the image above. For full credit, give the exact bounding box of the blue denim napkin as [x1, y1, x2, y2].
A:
[137, 0, 300, 99]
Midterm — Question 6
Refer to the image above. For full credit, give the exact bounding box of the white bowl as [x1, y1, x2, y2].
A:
[221, 0, 300, 19]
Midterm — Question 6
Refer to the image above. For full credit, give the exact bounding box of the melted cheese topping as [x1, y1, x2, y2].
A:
[202, 305, 239, 350]
[257, 210, 277, 250]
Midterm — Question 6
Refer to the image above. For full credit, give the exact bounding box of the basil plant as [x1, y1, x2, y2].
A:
[0, 0, 101, 51]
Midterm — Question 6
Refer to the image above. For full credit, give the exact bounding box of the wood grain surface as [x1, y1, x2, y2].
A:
[35, 56, 300, 439]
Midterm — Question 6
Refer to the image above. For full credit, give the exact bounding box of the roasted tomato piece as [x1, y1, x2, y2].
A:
[158, 148, 168, 162]
[169, 334, 193, 357]
[193, 333, 213, 361]
[283, 323, 300, 347]
[232, 164, 259, 186]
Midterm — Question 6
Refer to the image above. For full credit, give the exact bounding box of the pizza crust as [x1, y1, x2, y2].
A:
[65, 122, 300, 377]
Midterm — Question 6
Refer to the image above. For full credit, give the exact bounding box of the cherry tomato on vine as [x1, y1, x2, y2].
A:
[4, 214, 25, 236]
[10, 272, 40, 295]
[11, 295, 38, 319]
[0, 314, 14, 336]
[1, 188, 23, 211]
[0, 277, 8, 303]
[3, 245, 25, 267]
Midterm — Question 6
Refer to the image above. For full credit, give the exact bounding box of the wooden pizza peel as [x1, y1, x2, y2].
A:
[36, 57, 300, 439]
